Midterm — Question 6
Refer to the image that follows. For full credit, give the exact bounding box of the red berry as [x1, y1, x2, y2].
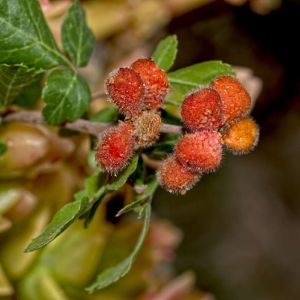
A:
[210, 76, 251, 124]
[131, 58, 169, 110]
[175, 131, 222, 173]
[133, 110, 161, 149]
[105, 67, 144, 117]
[181, 88, 223, 131]
[96, 122, 134, 173]
[157, 156, 200, 194]
[222, 117, 259, 154]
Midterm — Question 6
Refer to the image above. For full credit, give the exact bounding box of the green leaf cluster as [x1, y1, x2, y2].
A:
[0, 0, 95, 123]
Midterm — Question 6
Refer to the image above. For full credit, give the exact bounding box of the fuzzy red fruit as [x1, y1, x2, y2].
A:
[175, 131, 222, 173]
[210, 76, 251, 124]
[181, 88, 223, 131]
[105, 67, 144, 117]
[96, 122, 134, 173]
[223, 117, 259, 154]
[157, 156, 200, 194]
[131, 58, 169, 110]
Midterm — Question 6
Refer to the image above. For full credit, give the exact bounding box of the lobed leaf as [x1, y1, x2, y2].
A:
[0, 0, 70, 69]
[62, 0, 95, 67]
[168, 61, 236, 94]
[14, 78, 43, 108]
[86, 203, 151, 292]
[152, 35, 178, 72]
[0, 64, 43, 108]
[42, 69, 91, 125]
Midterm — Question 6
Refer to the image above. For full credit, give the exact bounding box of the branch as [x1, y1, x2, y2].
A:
[2, 111, 182, 136]
[91, 91, 106, 100]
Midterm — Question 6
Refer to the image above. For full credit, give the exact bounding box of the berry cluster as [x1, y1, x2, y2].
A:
[96, 59, 169, 173]
[158, 76, 259, 194]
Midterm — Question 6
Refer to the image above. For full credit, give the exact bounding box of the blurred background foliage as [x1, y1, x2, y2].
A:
[1, 0, 300, 299]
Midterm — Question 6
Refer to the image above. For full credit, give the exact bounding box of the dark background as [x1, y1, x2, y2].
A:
[155, 1, 300, 299]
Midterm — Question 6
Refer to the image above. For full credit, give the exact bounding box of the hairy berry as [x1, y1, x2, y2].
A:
[105, 67, 144, 117]
[133, 111, 161, 149]
[96, 122, 134, 173]
[157, 156, 200, 194]
[223, 117, 259, 154]
[131, 58, 169, 110]
[181, 88, 223, 131]
[175, 131, 222, 173]
[211, 76, 251, 124]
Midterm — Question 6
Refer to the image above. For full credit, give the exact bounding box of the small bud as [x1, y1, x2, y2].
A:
[181, 88, 223, 131]
[96, 123, 134, 174]
[131, 58, 169, 110]
[105, 67, 144, 117]
[223, 117, 259, 154]
[133, 111, 161, 149]
[157, 156, 200, 194]
[175, 131, 222, 173]
[211, 76, 251, 124]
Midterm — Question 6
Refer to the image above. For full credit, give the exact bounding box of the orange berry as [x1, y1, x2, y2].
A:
[96, 122, 134, 174]
[223, 117, 259, 154]
[181, 88, 223, 131]
[131, 58, 169, 110]
[133, 110, 161, 149]
[175, 131, 222, 173]
[210, 76, 251, 124]
[105, 67, 144, 117]
[157, 155, 200, 194]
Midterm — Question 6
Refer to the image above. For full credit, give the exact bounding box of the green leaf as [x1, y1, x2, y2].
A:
[61, 0, 95, 67]
[0, 142, 7, 156]
[90, 107, 119, 123]
[25, 172, 102, 252]
[86, 203, 151, 292]
[0, 64, 43, 108]
[24, 201, 82, 252]
[116, 177, 158, 217]
[152, 35, 178, 72]
[42, 69, 91, 125]
[106, 156, 139, 191]
[0, 0, 71, 69]
[14, 78, 43, 108]
[168, 61, 236, 94]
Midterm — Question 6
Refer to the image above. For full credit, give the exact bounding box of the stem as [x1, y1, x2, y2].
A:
[2, 111, 182, 136]
[91, 91, 106, 100]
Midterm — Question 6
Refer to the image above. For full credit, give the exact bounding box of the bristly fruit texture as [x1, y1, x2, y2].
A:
[157, 73, 259, 194]
[175, 131, 223, 173]
[96, 122, 134, 174]
[105, 67, 145, 117]
[132, 58, 169, 110]
[157, 156, 200, 194]
[133, 110, 162, 149]
[210, 75, 251, 124]
[97, 58, 168, 174]
[223, 117, 259, 154]
[181, 88, 223, 131]
[101, 55, 258, 193]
